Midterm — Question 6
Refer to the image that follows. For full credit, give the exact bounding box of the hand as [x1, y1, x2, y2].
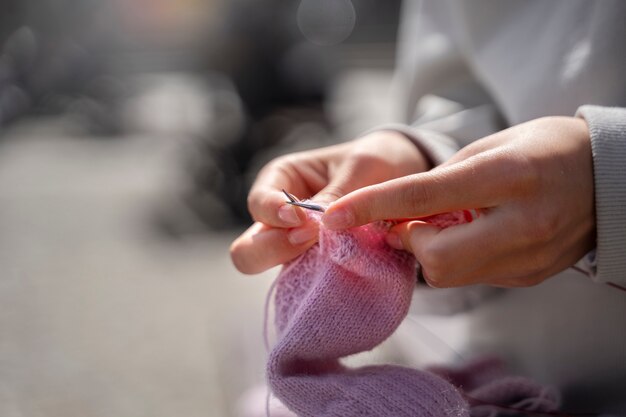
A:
[230, 131, 430, 274]
[322, 117, 596, 287]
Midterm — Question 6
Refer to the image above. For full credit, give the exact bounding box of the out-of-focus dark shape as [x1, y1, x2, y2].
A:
[0, 25, 35, 126]
[0, 0, 121, 134]
[174, 0, 402, 232]
[0, 0, 401, 233]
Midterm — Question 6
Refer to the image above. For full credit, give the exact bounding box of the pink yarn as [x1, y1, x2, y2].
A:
[266, 208, 559, 417]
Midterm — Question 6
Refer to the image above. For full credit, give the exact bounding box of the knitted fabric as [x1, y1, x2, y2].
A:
[267, 208, 559, 417]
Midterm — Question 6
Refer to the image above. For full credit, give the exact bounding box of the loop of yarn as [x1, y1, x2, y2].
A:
[266, 208, 559, 417]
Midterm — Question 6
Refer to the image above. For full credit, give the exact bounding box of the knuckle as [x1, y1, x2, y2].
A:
[479, 147, 540, 196]
[505, 150, 541, 194]
[246, 190, 274, 222]
[269, 153, 292, 166]
[248, 155, 297, 220]
[265, 154, 298, 177]
[229, 240, 253, 274]
[320, 183, 347, 201]
[246, 192, 261, 217]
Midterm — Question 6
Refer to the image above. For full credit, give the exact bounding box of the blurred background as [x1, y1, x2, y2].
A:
[0, 0, 403, 415]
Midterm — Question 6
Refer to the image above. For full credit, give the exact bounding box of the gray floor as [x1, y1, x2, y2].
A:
[0, 69, 399, 417]
[0, 119, 275, 417]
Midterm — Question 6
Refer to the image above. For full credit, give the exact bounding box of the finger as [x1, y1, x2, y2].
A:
[389, 208, 539, 287]
[437, 130, 509, 168]
[386, 220, 440, 254]
[452, 211, 591, 287]
[249, 188, 308, 228]
[248, 147, 342, 227]
[322, 149, 530, 229]
[247, 158, 311, 228]
[431, 240, 563, 288]
[313, 154, 396, 204]
[418, 210, 516, 287]
[385, 221, 448, 287]
[230, 222, 318, 274]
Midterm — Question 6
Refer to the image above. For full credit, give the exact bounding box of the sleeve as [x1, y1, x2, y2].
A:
[364, 123, 460, 167]
[363, 0, 505, 167]
[576, 105, 626, 284]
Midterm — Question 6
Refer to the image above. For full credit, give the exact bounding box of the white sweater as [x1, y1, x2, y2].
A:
[386, 0, 626, 413]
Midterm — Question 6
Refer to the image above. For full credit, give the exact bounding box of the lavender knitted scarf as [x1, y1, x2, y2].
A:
[267, 210, 559, 417]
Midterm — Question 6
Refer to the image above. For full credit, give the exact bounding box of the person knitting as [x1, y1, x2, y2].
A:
[231, 0, 626, 414]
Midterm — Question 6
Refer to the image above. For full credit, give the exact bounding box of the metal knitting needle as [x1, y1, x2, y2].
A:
[282, 189, 326, 212]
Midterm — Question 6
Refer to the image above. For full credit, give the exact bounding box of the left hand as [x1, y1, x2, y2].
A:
[230, 131, 429, 274]
[322, 117, 596, 287]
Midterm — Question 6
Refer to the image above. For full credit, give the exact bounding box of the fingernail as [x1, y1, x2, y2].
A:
[322, 209, 354, 230]
[385, 232, 403, 250]
[278, 205, 301, 226]
[288, 226, 317, 245]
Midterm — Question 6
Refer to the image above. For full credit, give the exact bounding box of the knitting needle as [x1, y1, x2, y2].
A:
[282, 189, 326, 212]
[282, 190, 475, 224]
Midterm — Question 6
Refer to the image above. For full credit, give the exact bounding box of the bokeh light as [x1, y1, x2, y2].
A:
[297, 0, 356, 46]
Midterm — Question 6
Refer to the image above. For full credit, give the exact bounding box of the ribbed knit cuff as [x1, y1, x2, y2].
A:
[362, 123, 460, 167]
[576, 105, 626, 284]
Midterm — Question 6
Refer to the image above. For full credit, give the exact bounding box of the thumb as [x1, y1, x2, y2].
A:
[386, 221, 442, 286]
[386, 220, 440, 256]
[322, 156, 509, 229]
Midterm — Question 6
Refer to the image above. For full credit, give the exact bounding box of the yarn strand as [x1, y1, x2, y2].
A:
[464, 394, 600, 417]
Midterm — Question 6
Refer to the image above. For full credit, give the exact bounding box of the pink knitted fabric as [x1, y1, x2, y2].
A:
[267, 208, 559, 417]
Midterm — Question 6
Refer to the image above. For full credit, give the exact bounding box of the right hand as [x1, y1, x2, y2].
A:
[230, 131, 431, 274]
[321, 117, 595, 288]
